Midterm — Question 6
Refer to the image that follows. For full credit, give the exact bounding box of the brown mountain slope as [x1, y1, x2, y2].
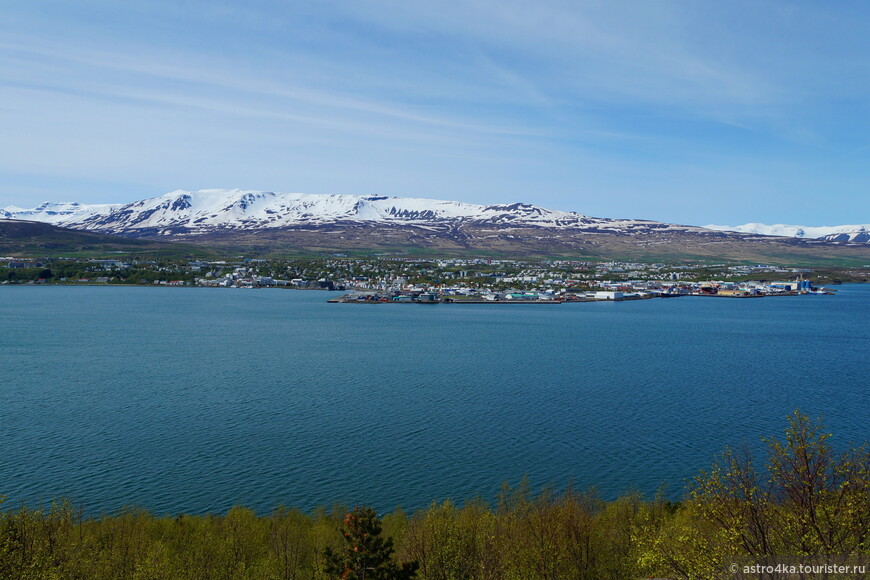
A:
[0, 220, 211, 257]
[144, 222, 870, 265]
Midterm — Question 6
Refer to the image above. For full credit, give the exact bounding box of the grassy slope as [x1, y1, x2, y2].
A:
[5, 219, 870, 265]
[168, 224, 870, 266]
[0, 220, 216, 258]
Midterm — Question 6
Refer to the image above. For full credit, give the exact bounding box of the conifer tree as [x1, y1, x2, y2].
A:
[324, 506, 418, 579]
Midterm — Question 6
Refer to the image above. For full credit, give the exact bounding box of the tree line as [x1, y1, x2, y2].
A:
[2, 412, 868, 579]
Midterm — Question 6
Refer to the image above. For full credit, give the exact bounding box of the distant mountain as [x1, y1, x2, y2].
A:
[705, 223, 870, 243]
[3, 189, 693, 235]
[4, 190, 870, 264]
[1, 201, 120, 225]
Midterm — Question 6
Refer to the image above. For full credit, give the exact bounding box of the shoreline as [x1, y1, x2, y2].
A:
[326, 290, 825, 304]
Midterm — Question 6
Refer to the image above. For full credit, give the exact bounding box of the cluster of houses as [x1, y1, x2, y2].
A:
[591, 278, 821, 297]
[330, 279, 829, 304]
[3, 256, 840, 297]
[195, 267, 334, 290]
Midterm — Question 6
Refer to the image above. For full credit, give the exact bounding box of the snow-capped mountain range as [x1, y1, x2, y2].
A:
[1, 189, 866, 244]
[1, 201, 119, 225]
[705, 223, 870, 243]
[0, 189, 697, 236]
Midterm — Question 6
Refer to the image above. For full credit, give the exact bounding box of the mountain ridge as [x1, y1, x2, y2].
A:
[4, 190, 870, 264]
[5, 190, 866, 243]
[0, 189, 717, 236]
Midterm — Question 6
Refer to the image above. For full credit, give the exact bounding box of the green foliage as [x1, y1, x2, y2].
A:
[640, 411, 870, 579]
[1, 267, 52, 281]
[764, 411, 870, 555]
[400, 498, 499, 579]
[1, 412, 867, 579]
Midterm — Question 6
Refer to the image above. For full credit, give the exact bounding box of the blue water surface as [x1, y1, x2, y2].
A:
[1, 285, 868, 514]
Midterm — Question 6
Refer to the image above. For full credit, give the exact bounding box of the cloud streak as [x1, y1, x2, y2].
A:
[1, 0, 869, 224]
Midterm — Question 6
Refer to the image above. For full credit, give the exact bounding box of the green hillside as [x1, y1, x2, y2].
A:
[0, 220, 215, 258]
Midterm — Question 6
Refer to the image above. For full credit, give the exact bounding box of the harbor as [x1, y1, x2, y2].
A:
[328, 280, 834, 304]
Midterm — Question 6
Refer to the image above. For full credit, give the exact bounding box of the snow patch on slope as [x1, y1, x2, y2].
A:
[10, 189, 859, 242]
[5, 189, 601, 233]
[1, 201, 120, 224]
[706, 223, 870, 242]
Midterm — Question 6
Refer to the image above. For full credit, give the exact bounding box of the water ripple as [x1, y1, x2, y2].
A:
[0, 285, 868, 514]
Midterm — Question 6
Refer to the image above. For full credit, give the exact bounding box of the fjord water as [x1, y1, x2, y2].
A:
[1, 285, 868, 515]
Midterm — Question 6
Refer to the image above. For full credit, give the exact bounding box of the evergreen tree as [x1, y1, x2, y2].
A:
[324, 506, 418, 580]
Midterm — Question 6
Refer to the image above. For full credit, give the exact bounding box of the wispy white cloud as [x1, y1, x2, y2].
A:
[0, 40, 494, 129]
[327, 0, 781, 107]
[1, 0, 869, 224]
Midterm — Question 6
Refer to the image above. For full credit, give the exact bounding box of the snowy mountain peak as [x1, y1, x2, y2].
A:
[5, 190, 867, 245]
[705, 222, 870, 242]
[2, 189, 598, 234]
[1, 200, 121, 225]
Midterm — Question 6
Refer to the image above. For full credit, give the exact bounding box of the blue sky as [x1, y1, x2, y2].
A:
[1, 0, 868, 225]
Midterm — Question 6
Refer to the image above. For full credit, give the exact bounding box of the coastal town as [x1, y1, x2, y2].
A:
[326, 279, 831, 304]
[2, 255, 857, 301]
